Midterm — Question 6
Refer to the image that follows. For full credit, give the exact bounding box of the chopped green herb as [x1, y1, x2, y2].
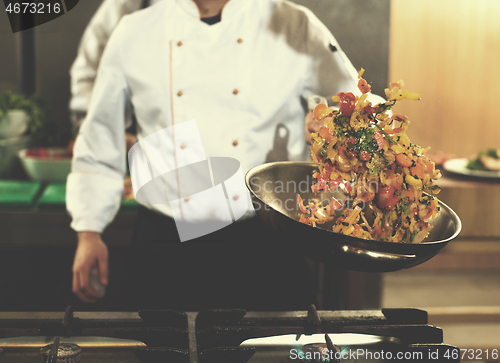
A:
[374, 124, 397, 145]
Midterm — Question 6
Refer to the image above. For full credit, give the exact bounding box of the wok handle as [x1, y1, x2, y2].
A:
[341, 245, 416, 261]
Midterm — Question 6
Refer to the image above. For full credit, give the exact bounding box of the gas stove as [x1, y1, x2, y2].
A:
[0, 305, 459, 362]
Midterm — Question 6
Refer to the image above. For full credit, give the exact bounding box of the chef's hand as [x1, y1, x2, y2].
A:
[72, 231, 109, 303]
[305, 112, 324, 144]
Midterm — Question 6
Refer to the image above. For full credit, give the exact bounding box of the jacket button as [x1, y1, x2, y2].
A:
[232, 140, 238, 146]
[233, 194, 239, 200]
[184, 196, 190, 202]
[177, 91, 183, 97]
[233, 89, 239, 95]
[237, 38, 243, 43]
[177, 41, 183, 47]
[180, 143, 187, 149]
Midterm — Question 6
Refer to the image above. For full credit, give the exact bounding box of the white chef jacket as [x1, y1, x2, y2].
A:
[67, 0, 363, 233]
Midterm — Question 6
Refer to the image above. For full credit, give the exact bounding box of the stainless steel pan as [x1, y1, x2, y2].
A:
[245, 162, 461, 272]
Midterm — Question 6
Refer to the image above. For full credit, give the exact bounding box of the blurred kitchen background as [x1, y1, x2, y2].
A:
[1, 0, 499, 358]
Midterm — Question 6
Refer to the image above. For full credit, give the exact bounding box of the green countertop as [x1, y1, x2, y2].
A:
[0, 180, 42, 208]
[0, 180, 138, 210]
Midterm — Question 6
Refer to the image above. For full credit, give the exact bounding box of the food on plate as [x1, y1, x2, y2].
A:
[466, 148, 500, 171]
[299, 69, 441, 243]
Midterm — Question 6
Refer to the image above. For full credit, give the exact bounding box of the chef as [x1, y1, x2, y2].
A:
[67, 0, 369, 309]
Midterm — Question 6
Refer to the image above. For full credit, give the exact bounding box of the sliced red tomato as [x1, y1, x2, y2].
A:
[375, 184, 401, 210]
[316, 173, 329, 189]
[359, 150, 371, 161]
[311, 171, 329, 192]
[374, 225, 382, 235]
[336, 92, 356, 116]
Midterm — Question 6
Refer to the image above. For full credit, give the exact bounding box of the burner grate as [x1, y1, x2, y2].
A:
[0, 305, 460, 363]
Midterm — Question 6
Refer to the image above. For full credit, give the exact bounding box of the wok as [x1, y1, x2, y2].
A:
[245, 162, 461, 272]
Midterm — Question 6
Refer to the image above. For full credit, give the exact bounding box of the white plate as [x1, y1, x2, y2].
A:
[443, 158, 500, 179]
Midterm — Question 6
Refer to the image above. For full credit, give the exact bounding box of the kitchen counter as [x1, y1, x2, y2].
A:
[438, 172, 500, 238]
[409, 172, 500, 271]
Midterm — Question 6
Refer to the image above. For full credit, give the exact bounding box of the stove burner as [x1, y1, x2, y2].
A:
[40, 342, 82, 363]
[302, 342, 341, 363]
[0, 305, 460, 363]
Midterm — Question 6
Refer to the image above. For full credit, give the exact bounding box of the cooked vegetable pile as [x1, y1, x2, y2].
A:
[299, 69, 442, 243]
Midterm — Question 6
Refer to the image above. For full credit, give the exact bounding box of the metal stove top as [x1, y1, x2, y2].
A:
[0, 305, 460, 363]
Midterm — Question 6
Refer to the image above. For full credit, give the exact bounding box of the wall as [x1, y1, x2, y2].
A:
[291, 0, 390, 96]
[34, 0, 103, 128]
[0, 0, 102, 139]
[0, 13, 21, 92]
[389, 0, 500, 157]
